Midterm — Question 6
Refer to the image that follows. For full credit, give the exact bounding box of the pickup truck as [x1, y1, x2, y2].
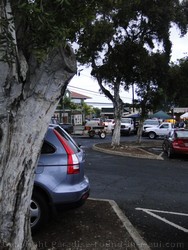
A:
[111, 117, 134, 135]
[143, 122, 174, 139]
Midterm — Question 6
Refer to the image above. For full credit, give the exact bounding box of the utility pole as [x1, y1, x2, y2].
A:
[132, 83, 135, 113]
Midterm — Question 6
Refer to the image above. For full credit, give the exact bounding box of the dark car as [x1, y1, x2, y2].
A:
[59, 123, 74, 134]
[31, 125, 90, 231]
[50, 118, 74, 134]
[162, 129, 188, 158]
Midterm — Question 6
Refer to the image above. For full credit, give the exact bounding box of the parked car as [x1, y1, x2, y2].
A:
[120, 117, 134, 135]
[31, 125, 90, 231]
[50, 118, 74, 134]
[162, 129, 188, 158]
[111, 117, 134, 135]
[143, 122, 174, 139]
[104, 119, 114, 132]
[59, 123, 74, 134]
[142, 119, 160, 132]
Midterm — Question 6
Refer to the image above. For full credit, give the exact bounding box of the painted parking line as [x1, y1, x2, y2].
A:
[135, 207, 188, 233]
[90, 198, 151, 250]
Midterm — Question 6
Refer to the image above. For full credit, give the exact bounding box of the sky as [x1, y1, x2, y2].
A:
[68, 26, 188, 108]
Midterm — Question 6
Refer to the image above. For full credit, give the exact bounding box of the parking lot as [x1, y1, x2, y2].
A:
[73, 134, 188, 250]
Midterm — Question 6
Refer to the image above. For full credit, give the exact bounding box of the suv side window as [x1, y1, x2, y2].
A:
[41, 141, 56, 154]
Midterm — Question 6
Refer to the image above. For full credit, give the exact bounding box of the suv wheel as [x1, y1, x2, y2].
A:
[30, 192, 49, 232]
[148, 131, 156, 139]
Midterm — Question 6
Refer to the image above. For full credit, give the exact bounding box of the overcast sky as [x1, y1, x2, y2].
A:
[69, 26, 188, 107]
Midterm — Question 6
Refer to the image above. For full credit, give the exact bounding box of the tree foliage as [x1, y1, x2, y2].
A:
[76, 0, 186, 146]
[167, 57, 188, 107]
[0, 0, 188, 248]
[0, 1, 103, 249]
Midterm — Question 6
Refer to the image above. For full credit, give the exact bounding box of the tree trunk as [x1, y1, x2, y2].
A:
[136, 120, 143, 144]
[111, 82, 123, 147]
[136, 100, 148, 144]
[0, 45, 76, 249]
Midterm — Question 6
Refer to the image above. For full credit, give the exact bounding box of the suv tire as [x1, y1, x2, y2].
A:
[30, 192, 49, 232]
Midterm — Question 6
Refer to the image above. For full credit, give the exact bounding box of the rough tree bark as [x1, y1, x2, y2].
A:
[111, 82, 124, 147]
[0, 27, 76, 250]
[94, 70, 123, 147]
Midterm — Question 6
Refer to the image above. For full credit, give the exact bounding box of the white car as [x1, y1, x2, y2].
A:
[143, 122, 174, 139]
[104, 119, 114, 132]
[120, 117, 134, 135]
[143, 119, 160, 131]
[112, 118, 134, 135]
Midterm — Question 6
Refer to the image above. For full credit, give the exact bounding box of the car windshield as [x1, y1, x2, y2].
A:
[121, 118, 131, 123]
[143, 120, 159, 125]
[175, 130, 188, 138]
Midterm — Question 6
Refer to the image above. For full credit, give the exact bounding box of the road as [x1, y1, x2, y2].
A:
[73, 134, 188, 250]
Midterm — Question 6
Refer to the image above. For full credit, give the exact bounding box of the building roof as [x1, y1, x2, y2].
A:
[101, 107, 130, 114]
[70, 91, 91, 100]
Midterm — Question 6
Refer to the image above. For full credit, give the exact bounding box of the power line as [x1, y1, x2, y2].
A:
[68, 85, 112, 99]
[68, 85, 133, 100]
[68, 85, 100, 95]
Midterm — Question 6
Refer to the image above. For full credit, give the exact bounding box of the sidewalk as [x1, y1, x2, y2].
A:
[33, 199, 150, 250]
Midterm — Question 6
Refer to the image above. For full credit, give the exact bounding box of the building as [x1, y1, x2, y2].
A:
[54, 89, 91, 125]
[70, 91, 91, 105]
[100, 107, 131, 119]
[173, 107, 188, 121]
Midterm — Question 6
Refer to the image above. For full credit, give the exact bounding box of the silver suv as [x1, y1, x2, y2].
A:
[30, 125, 90, 231]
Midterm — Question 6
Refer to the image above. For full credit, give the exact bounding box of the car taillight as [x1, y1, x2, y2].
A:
[67, 154, 79, 174]
[174, 139, 185, 147]
[53, 129, 80, 174]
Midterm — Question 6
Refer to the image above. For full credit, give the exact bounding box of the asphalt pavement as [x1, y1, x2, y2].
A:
[72, 134, 157, 250]
[73, 134, 188, 250]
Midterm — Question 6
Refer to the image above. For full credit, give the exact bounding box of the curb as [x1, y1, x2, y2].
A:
[89, 198, 151, 250]
[93, 144, 164, 160]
